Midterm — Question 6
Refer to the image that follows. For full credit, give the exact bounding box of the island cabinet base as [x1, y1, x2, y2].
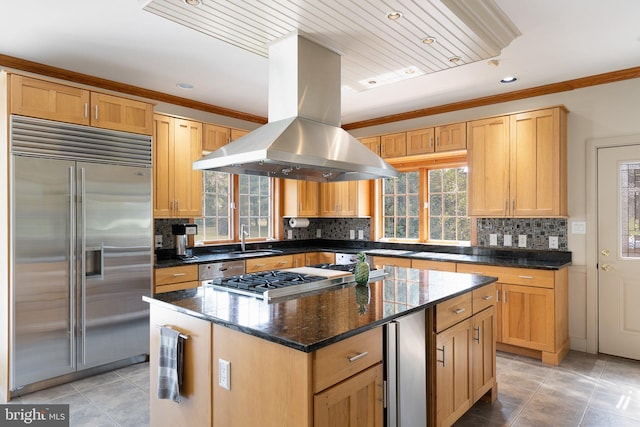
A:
[149, 306, 213, 427]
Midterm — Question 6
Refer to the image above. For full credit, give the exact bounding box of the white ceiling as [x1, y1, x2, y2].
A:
[1, 0, 639, 125]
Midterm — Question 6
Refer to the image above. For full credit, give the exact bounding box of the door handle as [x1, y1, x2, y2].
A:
[601, 249, 610, 257]
[600, 263, 613, 271]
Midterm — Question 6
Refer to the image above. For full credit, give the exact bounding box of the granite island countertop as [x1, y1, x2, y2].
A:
[144, 266, 497, 353]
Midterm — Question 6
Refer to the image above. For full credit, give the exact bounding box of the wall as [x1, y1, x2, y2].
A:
[348, 77, 640, 353]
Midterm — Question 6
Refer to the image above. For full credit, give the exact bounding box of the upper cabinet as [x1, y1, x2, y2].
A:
[380, 122, 467, 158]
[282, 180, 370, 218]
[153, 114, 203, 218]
[380, 132, 407, 158]
[358, 136, 381, 156]
[10, 74, 153, 135]
[202, 123, 230, 152]
[283, 179, 320, 217]
[435, 122, 467, 152]
[468, 107, 567, 217]
[406, 127, 435, 155]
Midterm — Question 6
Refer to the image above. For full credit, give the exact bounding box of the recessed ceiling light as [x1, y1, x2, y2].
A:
[449, 56, 462, 63]
[176, 83, 194, 90]
[421, 37, 436, 45]
[183, 0, 201, 5]
[500, 76, 518, 83]
[405, 68, 415, 75]
[368, 80, 377, 85]
[386, 11, 403, 20]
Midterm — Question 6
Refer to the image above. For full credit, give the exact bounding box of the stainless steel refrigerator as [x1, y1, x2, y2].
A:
[9, 115, 152, 393]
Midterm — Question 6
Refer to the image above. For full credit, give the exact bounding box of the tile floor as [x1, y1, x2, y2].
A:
[7, 350, 640, 426]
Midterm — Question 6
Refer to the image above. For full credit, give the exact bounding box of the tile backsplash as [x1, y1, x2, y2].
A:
[284, 218, 371, 241]
[476, 218, 568, 250]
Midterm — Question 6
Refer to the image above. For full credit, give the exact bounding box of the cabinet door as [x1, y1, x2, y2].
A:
[358, 136, 381, 156]
[202, 123, 229, 151]
[293, 253, 306, 267]
[299, 181, 320, 216]
[510, 108, 566, 216]
[10, 74, 90, 125]
[380, 132, 406, 158]
[153, 114, 175, 217]
[470, 306, 496, 402]
[407, 128, 435, 155]
[435, 319, 471, 427]
[173, 118, 203, 217]
[314, 363, 383, 427]
[91, 92, 153, 135]
[501, 284, 555, 352]
[231, 128, 249, 141]
[150, 306, 212, 427]
[467, 116, 510, 216]
[435, 122, 467, 152]
[411, 259, 456, 272]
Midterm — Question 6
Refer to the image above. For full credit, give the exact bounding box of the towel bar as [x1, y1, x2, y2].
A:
[156, 324, 189, 340]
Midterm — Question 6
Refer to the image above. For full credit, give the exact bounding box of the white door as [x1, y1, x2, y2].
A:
[598, 144, 640, 359]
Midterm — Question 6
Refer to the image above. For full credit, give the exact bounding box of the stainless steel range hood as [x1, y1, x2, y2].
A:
[193, 34, 398, 182]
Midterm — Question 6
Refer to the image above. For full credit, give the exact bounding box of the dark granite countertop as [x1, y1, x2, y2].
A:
[154, 239, 571, 270]
[144, 266, 497, 353]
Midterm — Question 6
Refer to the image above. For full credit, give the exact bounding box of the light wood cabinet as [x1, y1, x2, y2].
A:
[320, 181, 370, 217]
[470, 305, 496, 402]
[456, 264, 569, 365]
[154, 265, 199, 294]
[371, 256, 411, 268]
[9, 74, 153, 134]
[304, 252, 335, 266]
[468, 107, 567, 217]
[407, 127, 435, 155]
[435, 122, 467, 152]
[245, 254, 294, 273]
[380, 132, 406, 158]
[283, 179, 320, 217]
[358, 136, 381, 156]
[150, 305, 212, 427]
[202, 123, 229, 151]
[467, 115, 511, 216]
[412, 258, 456, 272]
[153, 114, 203, 218]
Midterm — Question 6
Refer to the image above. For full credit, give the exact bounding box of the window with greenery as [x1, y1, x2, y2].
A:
[238, 175, 272, 239]
[195, 172, 273, 243]
[428, 168, 470, 242]
[383, 171, 420, 239]
[382, 167, 469, 243]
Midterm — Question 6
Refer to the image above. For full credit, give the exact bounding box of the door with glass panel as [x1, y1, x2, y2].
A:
[598, 145, 640, 359]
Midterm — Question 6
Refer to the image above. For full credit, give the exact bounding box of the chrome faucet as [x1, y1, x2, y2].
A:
[240, 224, 249, 252]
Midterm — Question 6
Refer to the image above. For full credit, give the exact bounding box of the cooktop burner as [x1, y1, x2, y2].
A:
[214, 271, 327, 292]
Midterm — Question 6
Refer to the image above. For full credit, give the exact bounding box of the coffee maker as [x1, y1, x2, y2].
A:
[172, 223, 198, 257]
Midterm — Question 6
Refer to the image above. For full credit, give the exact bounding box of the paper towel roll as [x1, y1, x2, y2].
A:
[289, 218, 310, 228]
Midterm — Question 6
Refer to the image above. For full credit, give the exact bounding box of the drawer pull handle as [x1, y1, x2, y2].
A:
[453, 307, 466, 315]
[518, 275, 534, 279]
[437, 346, 446, 366]
[172, 273, 186, 277]
[482, 295, 493, 301]
[348, 352, 369, 363]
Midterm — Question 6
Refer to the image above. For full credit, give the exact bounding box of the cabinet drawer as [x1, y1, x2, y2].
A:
[245, 255, 294, 273]
[313, 327, 382, 393]
[155, 281, 200, 294]
[436, 293, 472, 333]
[472, 283, 496, 314]
[411, 259, 456, 272]
[371, 256, 411, 268]
[456, 264, 555, 288]
[155, 265, 198, 286]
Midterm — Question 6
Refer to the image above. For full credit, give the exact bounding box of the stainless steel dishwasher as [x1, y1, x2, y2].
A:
[198, 260, 245, 285]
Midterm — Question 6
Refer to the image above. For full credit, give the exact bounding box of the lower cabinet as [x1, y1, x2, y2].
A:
[154, 265, 199, 294]
[149, 305, 212, 427]
[430, 284, 497, 427]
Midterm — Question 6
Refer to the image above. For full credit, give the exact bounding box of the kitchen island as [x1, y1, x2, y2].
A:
[145, 265, 498, 427]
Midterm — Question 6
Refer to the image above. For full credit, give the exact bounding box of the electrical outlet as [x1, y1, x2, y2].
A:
[219, 359, 230, 390]
[154, 235, 163, 248]
[503, 234, 512, 247]
[518, 235, 527, 248]
[349, 230, 355, 240]
[358, 230, 364, 240]
[489, 234, 498, 246]
[549, 236, 559, 249]
[287, 229, 293, 240]
[316, 229, 322, 238]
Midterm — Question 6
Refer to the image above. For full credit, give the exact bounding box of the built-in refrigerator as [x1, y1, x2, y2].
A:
[9, 115, 152, 393]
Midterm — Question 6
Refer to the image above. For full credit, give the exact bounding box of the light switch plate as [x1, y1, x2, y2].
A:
[489, 234, 498, 246]
[349, 230, 355, 240]
[358, 230, 364, 240]
[219, 359, 230, 390]
[287, 229, 293, 240]
[518, 235, 527, 248]
[503, 234, 512, 247]
[549, 236, 559, 249]
[154, 235, 163, 248]
[316, 229, 322, 238]
[572, 221, 587, 234]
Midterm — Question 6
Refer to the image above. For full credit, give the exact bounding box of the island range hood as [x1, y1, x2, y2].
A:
[192, 33, 398, 182]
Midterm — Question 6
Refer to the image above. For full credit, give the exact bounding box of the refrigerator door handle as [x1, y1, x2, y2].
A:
[80, 167, 87, 366]
[68, 166, 76, 368]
